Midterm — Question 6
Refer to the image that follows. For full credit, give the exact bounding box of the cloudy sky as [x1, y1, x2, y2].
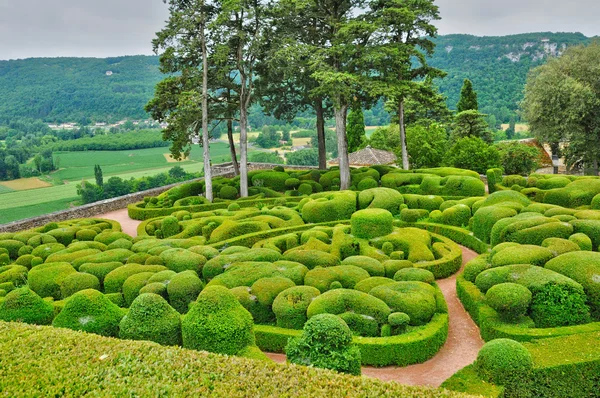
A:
[1, 0, 599, 60]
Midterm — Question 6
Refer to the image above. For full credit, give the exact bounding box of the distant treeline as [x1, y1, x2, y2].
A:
[48, 130, 170, 152]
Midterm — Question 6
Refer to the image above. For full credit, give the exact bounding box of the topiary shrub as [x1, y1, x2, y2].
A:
[0, 287, 55, 325]
[393, 268, 435, 284]
[160, 217, 180, 239]
[282, 250, 339, 270]
[476, 339, 533, 385]
[400, 208, 429, 223]
[60, 272, 101, 298]
[286, 313, 361, 375]
[358, 187, 404, 215]
[52, 289, 124, 337]
[167, 270, 204, 314]
[0, 240, 25, 260]
[181, 285, 255, 355]
[219, 185, 239, 200]
[388, 312, 410, 335]
[28, 262, 77, 300]
[301, 191, 357, 223]
[251, 277, 295, 308]
[339, 311, 379, 337]
[341, 256, 385, 277]
[369, 281, 436, 326]
[78, 262, 123, 288]
[159, 248, 206, 273]
[529, 282, 591, 327]
[272, 286, 322, 330]
[351, 209, 393, 239]
[307, 288, 390, 325]
[119, 293, 182, 346]
[304, 265, 370, 293]
[227, 202, 241, 212]
[76, 229, 98, 241]
[297, 183, 313, 196]
[357, 177, 378, 191]
[123, 272, 156, 306]
[485, 283, 532, 322]
[568, 232, 593, 251]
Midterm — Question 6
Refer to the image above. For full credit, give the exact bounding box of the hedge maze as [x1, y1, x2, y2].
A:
[1, 166, 600, 397]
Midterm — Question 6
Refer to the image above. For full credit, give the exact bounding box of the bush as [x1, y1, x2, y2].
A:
[357, 178, 378, 191]
[400, 208, 429, 223]
[351, 209, 393, 239]
[485, 283, 532, 322]
[393, 268, 435, 284]
[161, 216, 180, 238]
[496, 142, 541, 175]
[167, 270, 204, 314]
[301, 191, 357, 223]
[476, 339, 532, 385]
[388, 312, 410, 335]
[304, 265, 370, 292]
[369, 282, 437, 326]
[103, 264, 166, 294]
[529, 282, 591, 328]
[219, 185, 238, 200]
[569, 232, 593, 251]
[490, 244, 554, 267]
[123, 272, 156, 306]
[60, 272, 101, 298]
[78, 262, 123, 288]
[307, 288, 390, 325]
[28, 262, 77, 300]
[297, 183, 312, 196]
[159, 248, 206, 273]
[338, 311, 380, 337]
[444, 137, 501, 174]
[357, 187, 404, 215]
[251, 171, 290, 191]
[341, 256, 385, 277]
[282, 250, 339, 270]
[475, 264, 583, 294]
[119, 293, 182, 346]
[181, 285, 255, 355]
[0, 287, 54, 325]
[286, 313, 361, 375]
[52, 289, 124, 337]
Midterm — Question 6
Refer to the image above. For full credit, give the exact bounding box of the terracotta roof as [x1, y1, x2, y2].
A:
[329, 146, 397, 166]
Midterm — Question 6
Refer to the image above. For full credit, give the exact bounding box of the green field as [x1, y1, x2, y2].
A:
[0, 142, 241, 224]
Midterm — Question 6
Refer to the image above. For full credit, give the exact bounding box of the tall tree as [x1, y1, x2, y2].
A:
[452, 110, 493, 144]
[522, 41, 600, 174]
[369, 0, 444, 170]
[457, 78, 478, 112]
[94, 164, 103, 187]
[346, 102, 366, 152]
[146, 0, 216, 201]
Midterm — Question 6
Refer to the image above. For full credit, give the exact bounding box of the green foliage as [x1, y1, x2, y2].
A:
[476, 339, 533, 385]
[307, 288, 390, 326]
[529, 282, 591, 328]
[346, 103, 366, 152]
[350, 209, 393, 239]
[0, 287, 54, 325]
[181, 286, 255, 355]
[119, 293, 182, 346]
[60, 272, 101, 298]
[28, 262, 77, 299]
[286, 149, 319, 166]
[52, 289, 124, 337]
[272, 286, 321, 330]
[286, 313, 361, 375]
[444, 137, 500, 174]
[456, 79, 478, 112]
[485, 283, 532, 322]
[452, 111, 493, 143]
[393, 268, 435, 284]
[369, 282, 437, 326]
[166, 270, 204, 314]
[406, 124, 448, 169]
[301, 191, 357, 224]
[495, 142, 541, 175]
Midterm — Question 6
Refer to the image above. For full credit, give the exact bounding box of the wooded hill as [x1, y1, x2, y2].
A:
[0, 32, 591, 126]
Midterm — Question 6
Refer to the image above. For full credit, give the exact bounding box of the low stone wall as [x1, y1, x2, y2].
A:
[212, 162, 318, 178]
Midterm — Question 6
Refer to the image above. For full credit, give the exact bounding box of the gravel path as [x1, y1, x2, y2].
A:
[96, 208, 484, 387]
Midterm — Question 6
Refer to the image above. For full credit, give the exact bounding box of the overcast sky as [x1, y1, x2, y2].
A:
[1, 0, 599, 60]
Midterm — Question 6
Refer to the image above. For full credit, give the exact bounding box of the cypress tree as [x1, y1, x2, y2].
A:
[94, 164, 103, 187]
[346, 103, 366, 153]
[457, 79, 478, 112]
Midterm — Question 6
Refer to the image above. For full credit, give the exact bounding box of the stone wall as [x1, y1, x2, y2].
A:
[0, 162, 318, 233]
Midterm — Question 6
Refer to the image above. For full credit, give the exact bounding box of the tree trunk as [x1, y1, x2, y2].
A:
[201, 26, 213, 202]
[315, 98, 327, 170]
[334, 105, 350, 190]
[239, 87, 249, 197]
[398, 99, 409, 170]
[227, 119, 239, 176]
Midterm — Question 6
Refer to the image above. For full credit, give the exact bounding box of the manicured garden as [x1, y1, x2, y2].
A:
[1, 165, 600, 396]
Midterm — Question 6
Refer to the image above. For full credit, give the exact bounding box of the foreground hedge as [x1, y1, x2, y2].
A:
[0, 322, 470, 398]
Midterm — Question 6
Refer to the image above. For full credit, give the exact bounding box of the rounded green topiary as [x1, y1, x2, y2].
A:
[569, 233, 593, 251]
[167, 270, 204, 314]
[339, 311, 380, 337]
[123, 272, 156, 306]
[107, 238, 134, 250]
[351, 209, 393, 239]
[357, 177, 378, 191]
[285, 178, 301, 189]
[60, 272, 101, 298]
[28, 262, 77, 300]
[272, 285, 321, 330]
[182, 285, 255, 355]
[476, 339, 533, 385]
[52, 289, 124, 337]
[219, 185, 239, 200]
[0, 287, 55, 325]
[119, 293, 182, 346]
[76, 229, 98, 241]
[388, 311, 410, 335]
[393, 268, 435, 284]
[286, 313, 361, 375]
[250, 276, 296, 307]
[17, 245, 33, 257]
[159, 248, 206, 273]
[297, 183, 313, 196]
[161, 216, 181, 239]
[485, 283, 532, 322]
[227, 202, 241, 212]
[529, 282, 591, 328]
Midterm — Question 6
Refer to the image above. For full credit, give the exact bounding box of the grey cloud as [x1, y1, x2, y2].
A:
[0, 0, 598, 60]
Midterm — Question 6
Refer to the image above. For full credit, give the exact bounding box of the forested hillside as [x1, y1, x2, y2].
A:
[0, 32, 591, 126]
[430, 32, 590, 123]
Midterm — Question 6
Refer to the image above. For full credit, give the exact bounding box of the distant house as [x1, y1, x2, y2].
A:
[106, 71, 113, 76]
[329, 146, 397, 167]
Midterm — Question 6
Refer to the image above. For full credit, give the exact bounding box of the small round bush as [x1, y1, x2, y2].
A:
[219, 185, 239, 200]
[251, 276, 296, 307]
[357, 177, 378, 191]
[530, 282, 591, 328]
[476, 339, 533, 385]
[400, 208, 430, 223]
[351, 209, 393, 239]
[569, 233, 593, 251]
[161, 217, 180, 239]
[17, 245, 33, 257]
[76, 229, 98, 241]
[227, 203, 241, 211]
[485, 283, 532, 322]
[181, 285, 255, 355]
[160, 248, 206, 273]
[28, 262, 77, 300]
[60, 272, 101, 298]
[341, 256, 385, 277]
[388, 312, 410, 335]
[0, 287, 55, 325]
[167, 270, 204, 314]
[119, 293, 182, 346]
[297, 183, 313, 196]
[393, 268, 435, 284]
[285, 178, 301, 189]
[52, 289, 124, 337]
[339, 311, 379, 337]
[272, 286, 321, 329]
[286, 313, 361, 375]
[139, 281, 168, 298]
[123, 272, 155, 306]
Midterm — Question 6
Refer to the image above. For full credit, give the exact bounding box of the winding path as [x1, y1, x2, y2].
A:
[96, 208, 484, 388]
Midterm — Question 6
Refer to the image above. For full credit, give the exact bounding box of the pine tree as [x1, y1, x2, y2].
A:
[94, 164, 103, 187]
[346, 103, 366, 153]
[457, 79, 478, 112]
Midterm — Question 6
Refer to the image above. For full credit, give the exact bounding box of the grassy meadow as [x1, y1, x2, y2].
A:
[0, 142, 239, 224]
